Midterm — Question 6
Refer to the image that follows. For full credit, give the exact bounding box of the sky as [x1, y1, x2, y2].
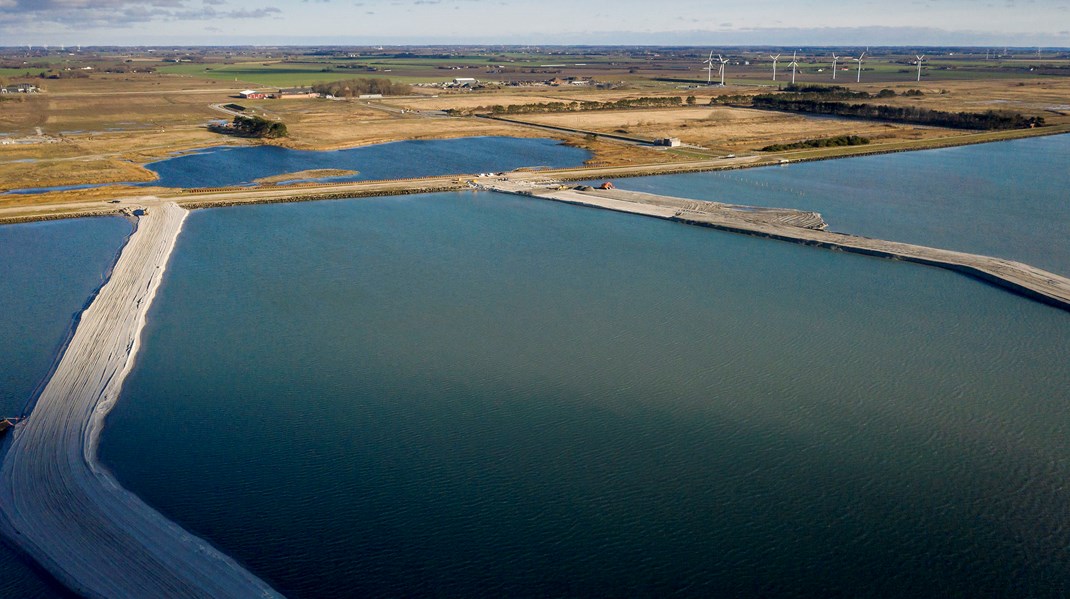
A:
[1, 0, 1069, 47]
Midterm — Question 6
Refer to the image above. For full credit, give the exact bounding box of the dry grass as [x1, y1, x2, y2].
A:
[2, 72, 1067, 194]
[516, 106, 950, 152]
[388, 94, 571, 110]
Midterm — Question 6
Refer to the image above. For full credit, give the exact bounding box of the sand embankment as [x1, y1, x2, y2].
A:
[0, 202, 281, 598]
[487, 181, 1070, 312]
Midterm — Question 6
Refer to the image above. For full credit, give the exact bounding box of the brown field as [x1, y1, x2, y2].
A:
[1, 68, 1068, 196]
[387, 94, 576, 111]
[844, 79, 1070, 125]
[515, 106, 950, 152]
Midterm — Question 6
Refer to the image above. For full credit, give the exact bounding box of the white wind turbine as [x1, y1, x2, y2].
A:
[789, 51, 799, 84]
[915, 54, 925, 82]
[770, 53, 781, 81]
[718, 54, 728, 86]
[854, 51, 865, 83]
[831, 53, 839, 80]
[703, 50, 716, 85]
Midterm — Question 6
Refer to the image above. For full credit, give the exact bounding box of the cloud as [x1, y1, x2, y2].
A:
[0, 0, 282, 28]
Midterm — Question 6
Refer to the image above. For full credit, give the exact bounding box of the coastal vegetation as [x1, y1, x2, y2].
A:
[749, 94, 1046, 130]
[209, 115, 288, 138]
[446, 96, 683, 116]
[760, 135, 871, 151]
[711, 84, 1044, 130]
[253, 169, 358, 184]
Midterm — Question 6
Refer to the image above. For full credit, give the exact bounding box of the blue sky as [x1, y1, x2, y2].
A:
[1, 0, 1068, 46]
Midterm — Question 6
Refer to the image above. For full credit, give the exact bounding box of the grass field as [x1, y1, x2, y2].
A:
[158, 62, 454, 87]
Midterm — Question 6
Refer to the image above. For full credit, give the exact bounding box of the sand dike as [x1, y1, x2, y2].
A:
[0, 202, 281, 598]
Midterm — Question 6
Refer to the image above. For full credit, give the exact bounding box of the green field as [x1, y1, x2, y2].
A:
[158, 61, 452, 86]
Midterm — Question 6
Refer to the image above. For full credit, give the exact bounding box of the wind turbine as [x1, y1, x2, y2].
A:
[854, 51, 865, 83]
[703, 50, 715, 85]
[831, 53, 839, 80]
[718, 54, 728, 86]
[770, 53, 781, 81]
[915, 54, 925, 82]
[789, 51, 799, 85]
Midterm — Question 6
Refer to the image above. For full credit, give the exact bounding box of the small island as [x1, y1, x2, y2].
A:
[253, 169, 359, 185]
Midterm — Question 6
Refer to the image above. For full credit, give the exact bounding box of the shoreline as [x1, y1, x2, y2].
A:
[487, 183, 1070, 313]
[0, 127, 1067, 225]
[0, 203, 282, 598]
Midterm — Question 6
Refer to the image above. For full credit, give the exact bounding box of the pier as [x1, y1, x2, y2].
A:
[0, 203, 281, 598]
[483, 181, 1070, 312]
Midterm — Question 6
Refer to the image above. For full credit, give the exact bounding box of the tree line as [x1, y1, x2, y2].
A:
[750, 95, 1045, 130]
[310, 78, 412, 97]
[760, 135, 871, 152]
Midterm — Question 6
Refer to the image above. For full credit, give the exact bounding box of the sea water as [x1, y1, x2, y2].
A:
[604, 134, 1070, 275]
[0, 217, 131, 598]
[4, 136, 1068, 597]
[99, 178, 1070, 596]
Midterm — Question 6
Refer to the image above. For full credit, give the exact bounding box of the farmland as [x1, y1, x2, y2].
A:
[1, 45, 1068, 200]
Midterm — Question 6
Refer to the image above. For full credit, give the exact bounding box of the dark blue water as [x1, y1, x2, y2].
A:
[605, 134, 1070, 275]
[145, 137, 589, 188]
[0, 217, 131, 599]
[4, 184, 112, 195]
[99, 192, 1070, 598]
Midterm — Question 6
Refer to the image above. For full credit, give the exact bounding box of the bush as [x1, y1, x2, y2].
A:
[209, 115, 288, 138]
[760, 135, 871, 152]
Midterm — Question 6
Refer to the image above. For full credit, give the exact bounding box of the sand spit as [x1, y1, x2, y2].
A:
[0, 202, 281, 598]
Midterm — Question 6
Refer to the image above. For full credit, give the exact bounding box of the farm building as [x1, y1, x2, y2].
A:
[1, 83, 39, 94]
[273, 88, 318, 99]
[452, 78, 477, 87]
[238, 90, 267, 99]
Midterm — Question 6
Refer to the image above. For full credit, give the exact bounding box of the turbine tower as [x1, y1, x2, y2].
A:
[831, 53, 839, 80]
[770, 53, 781, 81]
[854, 51, 865, 83]
[718, 54, 728, 86]
[915, 54, 925, 82]
[703, 51, 715, 85]
[789, 51, 799, 85]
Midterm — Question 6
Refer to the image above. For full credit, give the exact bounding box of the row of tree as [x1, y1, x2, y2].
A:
[310, 78, 411, 97]
[761, 135, 871, 152]
[779, 84, 924, 100]
[448, 96, 683, 116]
[750, 95, 1045, 130]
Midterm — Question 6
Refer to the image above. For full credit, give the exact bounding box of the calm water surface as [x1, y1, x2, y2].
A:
[99, 188, 1070, 597]
[0, 217, 130, 599]
[146, 136, 589, 188]
[608, 134, 1070, 274]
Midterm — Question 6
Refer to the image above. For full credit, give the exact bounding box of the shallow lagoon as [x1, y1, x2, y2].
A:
[146, 136, 590, 188]
[3, 136, 590, 194]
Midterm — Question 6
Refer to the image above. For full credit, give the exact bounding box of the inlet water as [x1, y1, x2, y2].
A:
[145, 136, 589, 188]
[100, 189, 1070, 597]
[2, 137, 589, 194]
